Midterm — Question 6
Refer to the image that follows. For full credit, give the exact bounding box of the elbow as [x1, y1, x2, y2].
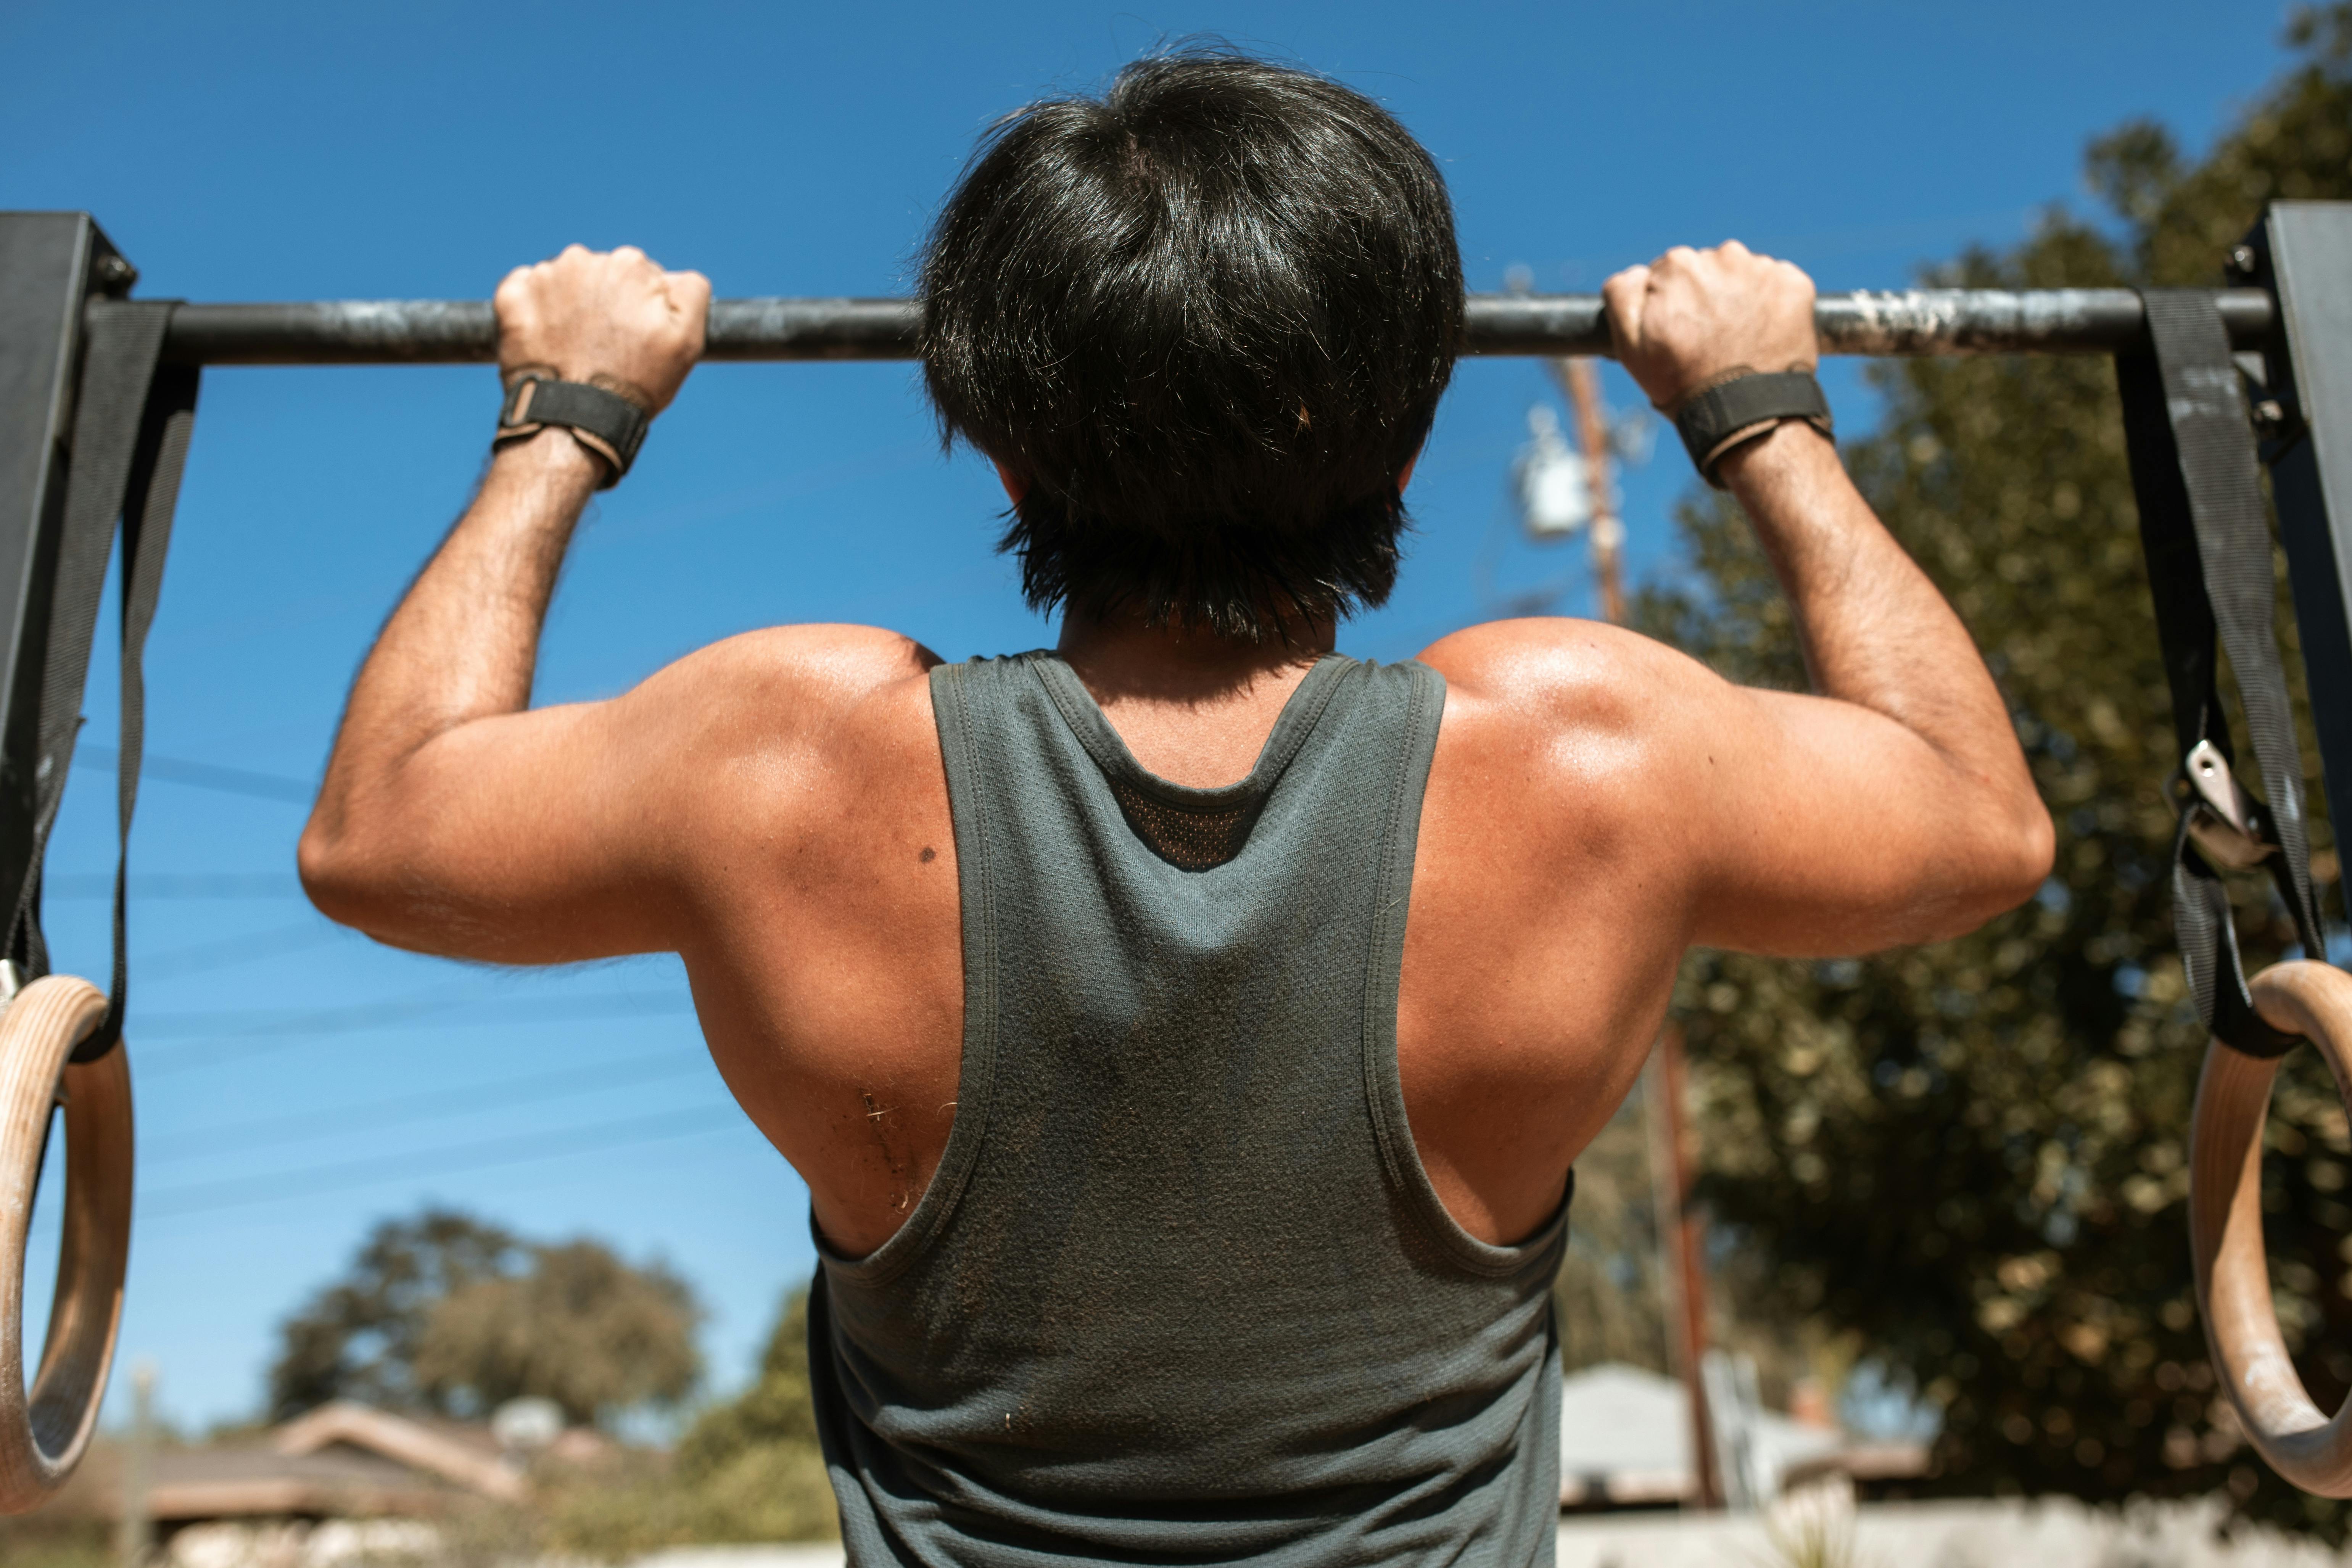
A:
[298, 810, 391, 937]
[296, 819, 357, 925]
[2012, 793, 2059, 893]
[1934, 789, 2057, 940]
[1990, 784, 2058, 911]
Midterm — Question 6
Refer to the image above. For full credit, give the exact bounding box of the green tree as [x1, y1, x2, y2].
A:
[667, 1287, 835, 1541]
[410, 1288, 836, 1562]
[1555, 1100, 1673, 1376]
[415, 1240, 703, 1425]
[1634, 5, 2352, 1533]
[519, 1287, 836, 1557]
[675, 1287, 820, 1466]
[267, 1207, 521, 1420]
[267, 1206, 702, 1430]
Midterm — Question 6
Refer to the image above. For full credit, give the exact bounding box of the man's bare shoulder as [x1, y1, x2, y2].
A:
[1416, 615, 1704, 745]
[597, 625, 942, 826]
[604, 623, 946, 866]
[621, 623, 939, 746]
[1412, 616, 1726, 860]
[652, 622, 939, 699]
[1411, 616, 1731, 945]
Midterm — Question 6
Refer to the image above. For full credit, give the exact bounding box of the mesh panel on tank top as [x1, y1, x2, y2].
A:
[1106, 776, 1256, 870]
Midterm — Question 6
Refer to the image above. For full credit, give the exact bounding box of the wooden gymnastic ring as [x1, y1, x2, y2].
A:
[2192, 960, 2352, 1495]
[0, 978, 130, 1513]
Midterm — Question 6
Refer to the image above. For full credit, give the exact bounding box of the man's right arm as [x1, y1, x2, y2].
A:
[1666, 415, 2051, 954]
[1436, 242, 2053, 958]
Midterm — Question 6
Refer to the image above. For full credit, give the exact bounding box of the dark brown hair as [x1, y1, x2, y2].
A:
[919, 48, 1463, 640]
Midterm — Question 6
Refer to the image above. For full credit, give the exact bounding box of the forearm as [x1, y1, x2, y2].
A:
[308, 432, 599, 839]
[1721, 422, 2019, 778]
[1601, 242, 2049, 941]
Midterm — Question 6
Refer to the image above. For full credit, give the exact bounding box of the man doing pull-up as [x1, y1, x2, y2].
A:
[302, 51, 2051, 1568]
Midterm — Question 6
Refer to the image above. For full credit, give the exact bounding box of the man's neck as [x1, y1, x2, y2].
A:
[1054, 608, 1337, 787]
[1056, 608, 1336, 705]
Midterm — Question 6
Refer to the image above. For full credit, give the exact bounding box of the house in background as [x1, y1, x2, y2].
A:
[36, 1399, 609, 1565]
[1556, 1361, 1928, 1510]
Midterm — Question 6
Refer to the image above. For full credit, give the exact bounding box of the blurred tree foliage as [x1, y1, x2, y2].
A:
[675, 1287, 821, 1466]
[665, 1288, 834, 1542]
[0, 1517, 106, 1568]
[267, 1206, 700, 1428]
[504, 1287, 835, 1559]
[1556, 1087, 1846, 1416]
[267, 1207, 521, 1420]
[1555, 1098, 1673, 1376]
[415, 1239, 701, 1425]
[1632, 5, 2352, 1533]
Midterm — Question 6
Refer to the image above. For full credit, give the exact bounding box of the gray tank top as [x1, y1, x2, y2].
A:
[809, 650, 1566, 1566]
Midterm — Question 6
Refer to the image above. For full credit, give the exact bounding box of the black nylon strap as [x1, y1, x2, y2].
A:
[6, 300, 195, 1062]
[83, 361, 196, 1060]
[2118, 289, 2326, 1060]
[494, 375, 649, 488]
[1672, 370, 1835, 488]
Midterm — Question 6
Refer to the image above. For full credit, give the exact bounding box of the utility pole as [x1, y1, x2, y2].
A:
[1537, 345, 1715, 1507]
[1645, 1027, 1722, 1508]
[1548, 357, 1626, 626]
[118, 1362, 155, 1568]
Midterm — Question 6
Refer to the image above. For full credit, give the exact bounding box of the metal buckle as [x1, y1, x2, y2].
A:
[2180, 739, 2276, 871]
[497, 373, 547, 431]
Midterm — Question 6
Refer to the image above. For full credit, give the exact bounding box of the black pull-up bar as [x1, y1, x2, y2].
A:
[137, 287, 2280, 366]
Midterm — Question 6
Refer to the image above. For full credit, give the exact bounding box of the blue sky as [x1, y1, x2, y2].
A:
[0, 0, 2302, 1430]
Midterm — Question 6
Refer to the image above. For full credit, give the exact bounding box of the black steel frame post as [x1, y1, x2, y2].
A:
[0, 214, 132, 964]
[2245, 203, 2352, 874]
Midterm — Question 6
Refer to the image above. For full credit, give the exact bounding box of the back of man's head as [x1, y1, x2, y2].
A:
[920, 49, 1463, 642]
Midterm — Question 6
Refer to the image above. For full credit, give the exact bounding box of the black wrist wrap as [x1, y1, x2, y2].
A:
[494, 375, 651, 488]
[1672, 370, 1834, 488]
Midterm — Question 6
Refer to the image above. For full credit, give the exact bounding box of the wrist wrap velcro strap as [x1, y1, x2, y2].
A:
[494, 375, 650, 489]
[1672, 369, 1834, 488]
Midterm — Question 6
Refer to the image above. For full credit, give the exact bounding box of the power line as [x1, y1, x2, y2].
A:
[45, 872, 305, 900]
[140, 1104, 751, 1218]
[137, 985, 696, 1042]
[142, 1048, 706, 1162]
[77, 744, 314, 804]
[72, 1131, 788, 1247]
[136, 977, 483, 1041]
[30, 908, 351, 1009]
[138, 918, 343, 981]
[134, 986, 699, 1077]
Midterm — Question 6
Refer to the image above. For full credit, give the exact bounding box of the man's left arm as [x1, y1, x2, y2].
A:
[300, 245, 722, 964]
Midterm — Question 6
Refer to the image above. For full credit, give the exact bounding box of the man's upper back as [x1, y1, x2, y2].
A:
[303, 605, 2046, 1258]
[629, 619, 1698, 1260]
[808, 649, 1564, 1565]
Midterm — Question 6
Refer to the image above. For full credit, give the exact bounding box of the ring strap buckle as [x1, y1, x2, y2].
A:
[2177, 738, 2278, 872]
